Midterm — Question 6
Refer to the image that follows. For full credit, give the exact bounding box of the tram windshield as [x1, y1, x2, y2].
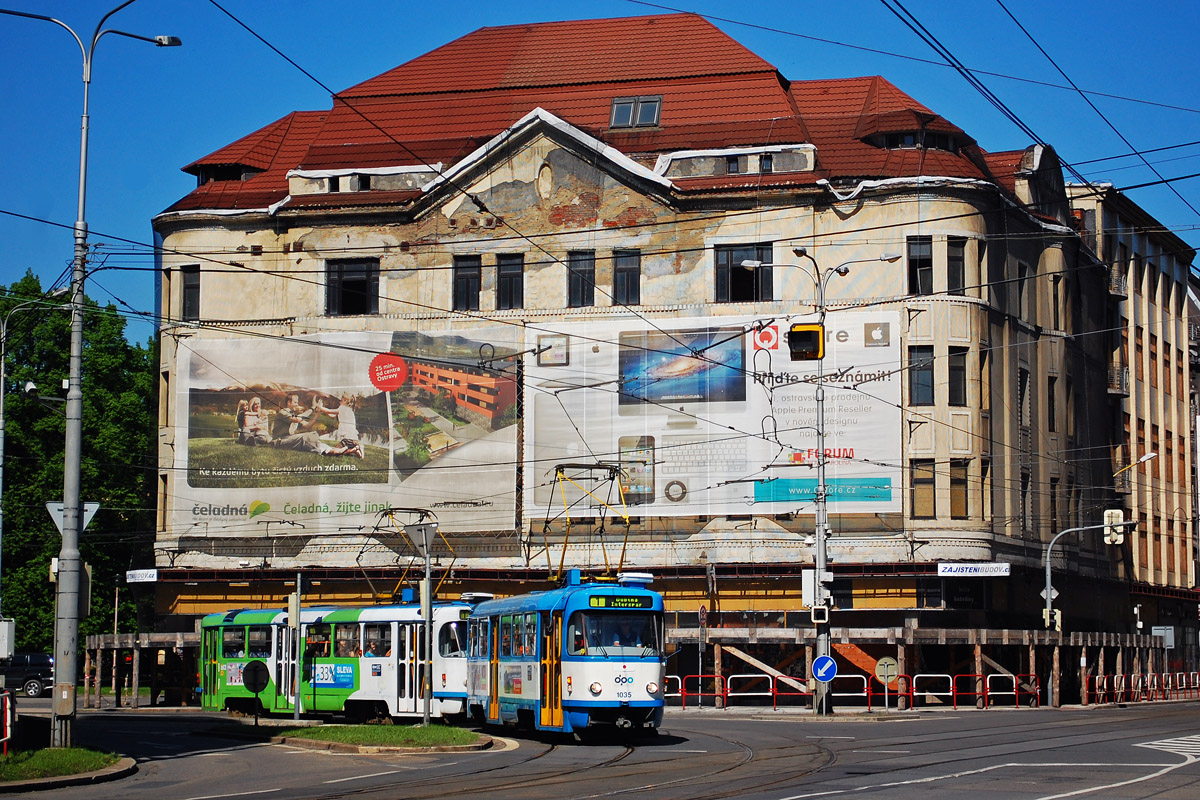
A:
[566, 611, 662, 657]
[439, 620, 467, 657]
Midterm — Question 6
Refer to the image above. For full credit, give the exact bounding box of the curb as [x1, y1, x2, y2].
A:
[0, 756, 137, 793]
[271, 734, 494, 754]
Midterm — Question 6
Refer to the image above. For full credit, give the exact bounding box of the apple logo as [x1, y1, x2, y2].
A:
[864, 322, 890, 347]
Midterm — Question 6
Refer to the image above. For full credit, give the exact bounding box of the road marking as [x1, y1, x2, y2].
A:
[323, 769, 406, 784]
[851, 749, 909, 753]
[181, 789, 282, 800]
[806, 735, 855, 739]
[777, 761, 1189, 800]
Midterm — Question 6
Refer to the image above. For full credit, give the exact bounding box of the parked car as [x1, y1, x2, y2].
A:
[0, 653, 54, 698]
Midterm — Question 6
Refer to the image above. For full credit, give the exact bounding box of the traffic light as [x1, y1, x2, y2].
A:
[787, 323, 824, 361]
[1042, 608, 1062, 631]
[1103, 508, 1125, 545]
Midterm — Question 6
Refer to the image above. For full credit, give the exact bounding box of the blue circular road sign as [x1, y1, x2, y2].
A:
[812, 654, 838, 683]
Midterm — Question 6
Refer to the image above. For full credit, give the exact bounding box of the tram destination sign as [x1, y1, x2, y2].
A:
[590, 595, 653, 609]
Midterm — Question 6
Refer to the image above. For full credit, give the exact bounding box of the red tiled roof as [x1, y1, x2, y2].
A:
[299, 73, 805, 170]
[340, 14, 777, 98]
[166, 111, 327, 213]
[791, 77, 986, 182]
[161, 15, 1025, 218]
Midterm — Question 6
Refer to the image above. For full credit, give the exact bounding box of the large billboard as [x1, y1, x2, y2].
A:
[524, 311, 902, 518]
[174, 327, 522, 537]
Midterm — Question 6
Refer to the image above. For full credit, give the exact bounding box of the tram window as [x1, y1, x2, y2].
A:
[524, 613, 537, 656]
[247, 625, 272, 658]
[470, 618, 484, 657]
[567, 613, 587, 655]
[395, 626, 408, 658]
[222, 627, 246, 658]
[334, 623, 360, 657]
[305, 623, 331, 658]
[439, 621, 467, 657]
[363, 623, 390, 657]
[500, 616, 513, 657]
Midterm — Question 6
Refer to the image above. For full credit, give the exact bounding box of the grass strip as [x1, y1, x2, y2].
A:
[0, 748, 119, 782]
[275, 724, 479, 747]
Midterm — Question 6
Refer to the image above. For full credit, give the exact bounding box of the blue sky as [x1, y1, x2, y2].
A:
[2, 0, 1197, 343]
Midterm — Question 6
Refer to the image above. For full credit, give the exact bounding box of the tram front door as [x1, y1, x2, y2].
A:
[539, 611, 563, 728]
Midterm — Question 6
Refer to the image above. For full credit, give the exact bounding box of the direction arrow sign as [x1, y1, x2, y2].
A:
[812, 654, 838, 683]
[46, 502, 100, 534]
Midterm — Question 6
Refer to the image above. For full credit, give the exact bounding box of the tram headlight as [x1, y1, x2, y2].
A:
[646, 681, 659, 695]
[589, 681, 603, 696]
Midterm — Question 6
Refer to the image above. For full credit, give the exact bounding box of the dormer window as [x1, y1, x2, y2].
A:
[876, 131, 958, 152]
[610, 96, 661, 128]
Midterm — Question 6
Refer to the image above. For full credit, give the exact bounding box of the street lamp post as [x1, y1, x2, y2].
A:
[0, 1, 180, 748]
[0, 292, 69, 619]
[743, 247, 899, 715]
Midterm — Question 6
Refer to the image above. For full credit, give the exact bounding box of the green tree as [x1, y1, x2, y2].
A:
[1, 271, 157, 654]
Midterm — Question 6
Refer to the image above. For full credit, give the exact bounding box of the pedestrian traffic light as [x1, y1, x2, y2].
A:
[1103, 508, 1125, 545]
[787, 323, 824, 361]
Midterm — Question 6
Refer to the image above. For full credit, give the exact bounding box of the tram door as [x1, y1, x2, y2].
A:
[276, 626, 297, 712]
[488, 617, 499, 721]
[395, 623, 417, 715]
[539, 611, 563, 728]
[201, 627, 221, 710]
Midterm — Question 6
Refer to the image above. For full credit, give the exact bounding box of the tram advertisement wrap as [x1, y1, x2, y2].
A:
[173, 326, 522, 537]
[524, 311, 903, 518]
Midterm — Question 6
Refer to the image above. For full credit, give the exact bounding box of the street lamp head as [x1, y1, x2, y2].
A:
[880, 253, 902, 263]
[833, 265, 850, 276]
[154, 35, 182, 47]
[792, 247, 808, 258]
[740, 259, 764, 269]
[1137, 451, 1158, 465]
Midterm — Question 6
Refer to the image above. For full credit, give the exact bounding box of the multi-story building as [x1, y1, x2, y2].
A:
[1069, 184, 1197, 655]
[144, 13, 1195, 699]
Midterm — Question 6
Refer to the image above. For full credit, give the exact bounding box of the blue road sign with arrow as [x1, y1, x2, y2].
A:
[812, 655, 837, 683]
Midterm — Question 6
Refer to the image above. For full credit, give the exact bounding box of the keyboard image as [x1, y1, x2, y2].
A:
[661, 434, 749, 476]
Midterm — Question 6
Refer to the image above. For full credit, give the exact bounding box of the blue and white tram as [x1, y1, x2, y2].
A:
[466, 570, 666, 734]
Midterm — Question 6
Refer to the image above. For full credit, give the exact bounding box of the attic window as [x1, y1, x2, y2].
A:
[875, 131, 958, 152]
[610, 96, 662, 128]
[196, 165, 261, 185]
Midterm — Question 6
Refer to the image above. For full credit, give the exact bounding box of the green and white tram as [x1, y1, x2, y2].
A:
[200, 599, 472, 719]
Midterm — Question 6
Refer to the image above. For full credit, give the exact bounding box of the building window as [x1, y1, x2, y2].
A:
[496, 254, 523, 310]
[329, 175, 344, 193]
[950, 459, 969, 519]
[760, 153, 773, 173]
[911, 459, 935, 519]
[908, 345, 934, 406]
[948, 347, 967, 406]
[567, 250, 595, 308]
[357, 174, 371, 191]
[453, 255, 482, 312]
[1047, 376, 1057, 433]
[326, 259, 379, 316]
[726, 155, 741, 174]
[613, 249, 641, 306]
[181, 265, 200, 321]
[610, 96, 661, 128]
[908, 236, 933, 295]
[947, 237, 965, 296]
[715, 243, 772, 303]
